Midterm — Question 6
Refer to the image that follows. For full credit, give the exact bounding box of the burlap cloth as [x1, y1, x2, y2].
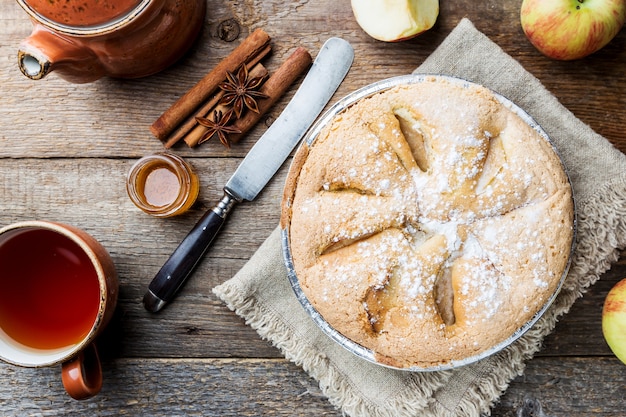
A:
[213, 19, 626, 416]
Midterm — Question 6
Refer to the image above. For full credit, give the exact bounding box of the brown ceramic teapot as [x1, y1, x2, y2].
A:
[16, 0, 206, 83]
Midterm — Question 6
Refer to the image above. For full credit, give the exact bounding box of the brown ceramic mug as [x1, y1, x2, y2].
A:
[0, 221, 118, 400]
[16, 0, 206, 83]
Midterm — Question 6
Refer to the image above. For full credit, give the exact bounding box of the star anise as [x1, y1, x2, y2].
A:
[218, 64, 269, 118]
[195, 109, 241, 148]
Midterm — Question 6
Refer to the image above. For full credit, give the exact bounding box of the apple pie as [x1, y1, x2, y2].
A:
[281, 76, 574, 369]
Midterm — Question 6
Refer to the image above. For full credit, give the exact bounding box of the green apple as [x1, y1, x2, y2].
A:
[351, 0, 439, 42]
[602, 278, 626, 365]
[520, 0, 626, 60]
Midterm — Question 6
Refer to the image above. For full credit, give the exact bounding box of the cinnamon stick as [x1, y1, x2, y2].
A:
[151, 28, 272, 141]
[184, 47, 313, 148]
[164, 62, 269, 148]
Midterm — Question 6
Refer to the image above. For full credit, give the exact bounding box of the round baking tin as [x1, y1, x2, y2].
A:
[281, 74, 577, 372]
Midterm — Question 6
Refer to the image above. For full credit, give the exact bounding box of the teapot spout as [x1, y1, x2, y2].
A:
[18, 48, 50, 80]
[18, 25, 105, 83]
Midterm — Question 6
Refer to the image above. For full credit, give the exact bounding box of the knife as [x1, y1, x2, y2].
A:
[143, 37, 354, 313]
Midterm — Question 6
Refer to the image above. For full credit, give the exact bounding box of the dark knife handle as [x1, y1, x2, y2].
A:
[143, 191, 238, 312]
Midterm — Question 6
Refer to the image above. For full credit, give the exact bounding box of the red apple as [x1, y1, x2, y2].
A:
[602, 278, 626, 365]
[520, 0, 626, 60]
[351, 0, 439, 42]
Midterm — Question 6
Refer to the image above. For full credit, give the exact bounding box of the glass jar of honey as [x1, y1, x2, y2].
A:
[126, 152, 199, 217]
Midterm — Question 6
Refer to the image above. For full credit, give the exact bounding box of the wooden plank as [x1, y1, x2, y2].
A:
[0, 158, 282, 260]
[0, 357, 623, 416]
[0, 358, 342, 416]
[540, 263, 625, 357]
[493, 357, 626, 417]
[2, 1, 626, 158]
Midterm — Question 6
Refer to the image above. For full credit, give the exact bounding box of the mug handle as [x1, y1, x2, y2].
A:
[61, 342, 103, 400]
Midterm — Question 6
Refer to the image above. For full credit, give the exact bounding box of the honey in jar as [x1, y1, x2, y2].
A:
[126, 153, 199, 217]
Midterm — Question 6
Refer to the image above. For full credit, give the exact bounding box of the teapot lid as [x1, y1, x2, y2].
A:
[17, 0, 151, 35]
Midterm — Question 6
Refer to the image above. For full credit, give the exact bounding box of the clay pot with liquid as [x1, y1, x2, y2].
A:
[16, 0, 206, 83]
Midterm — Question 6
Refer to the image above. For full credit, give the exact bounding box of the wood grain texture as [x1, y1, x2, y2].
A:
[1, 357, 624, 416]
[1, 0, 625, 415]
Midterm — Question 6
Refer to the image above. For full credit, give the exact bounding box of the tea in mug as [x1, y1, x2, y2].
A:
[25, 0, 142, 27]
[0, 228, 100, 350]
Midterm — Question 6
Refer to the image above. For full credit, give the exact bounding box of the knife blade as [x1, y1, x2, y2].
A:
[143, 37, 354, 312]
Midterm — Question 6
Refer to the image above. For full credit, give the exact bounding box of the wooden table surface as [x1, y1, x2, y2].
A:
[1, 0, 625, 415]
